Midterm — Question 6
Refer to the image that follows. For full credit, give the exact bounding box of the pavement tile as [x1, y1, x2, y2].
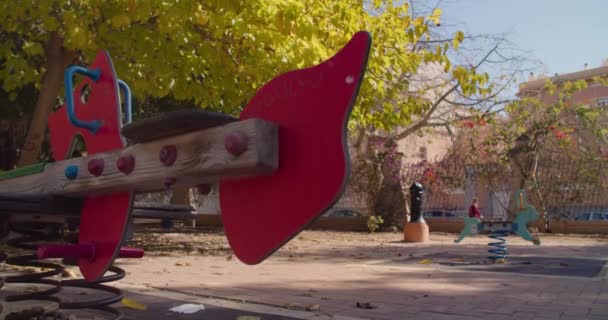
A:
[589, 305, 608, 316]
[561, 306, 591, 316]
[121, 231, 608, 320]
[413, 311, 486, 320]
[511, 311, 537, 320]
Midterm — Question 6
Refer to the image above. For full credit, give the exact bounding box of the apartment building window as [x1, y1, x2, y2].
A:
[596, 97, 608, 107]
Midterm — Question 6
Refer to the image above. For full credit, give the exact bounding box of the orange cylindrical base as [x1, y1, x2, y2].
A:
[404, 221, 430, 243]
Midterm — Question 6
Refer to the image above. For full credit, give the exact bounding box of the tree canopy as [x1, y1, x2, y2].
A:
[0, 1, 487, 125]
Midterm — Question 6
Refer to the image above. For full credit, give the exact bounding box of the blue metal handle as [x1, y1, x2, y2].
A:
[64, 66, 103, 133]
[117, 80, 132, 124]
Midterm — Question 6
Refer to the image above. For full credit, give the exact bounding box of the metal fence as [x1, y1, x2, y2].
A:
[536, 154, 608, 220]
[401, 154, 608, 221]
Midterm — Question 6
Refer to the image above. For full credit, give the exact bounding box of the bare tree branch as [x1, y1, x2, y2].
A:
[394, 42, 502, 141]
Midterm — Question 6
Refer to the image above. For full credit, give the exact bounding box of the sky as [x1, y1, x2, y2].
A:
[438, 0, 607, 76]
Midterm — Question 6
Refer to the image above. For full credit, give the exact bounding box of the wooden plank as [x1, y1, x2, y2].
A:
[0, 193, 82, 215]
[132, 208, 198, 220]
[0, 163, 46, 181]
[0, 119, 278, 197]
[121, 109, 238, 144]
[133, 202, 194, 212]
[132, 201, 197, 219]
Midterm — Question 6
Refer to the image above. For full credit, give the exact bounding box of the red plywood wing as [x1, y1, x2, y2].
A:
[220, 31, 371, 264]
[48, 51, 133, 281]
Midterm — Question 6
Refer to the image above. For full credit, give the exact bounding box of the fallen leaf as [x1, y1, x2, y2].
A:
[285, 303, 302, 310]
[306, 304, 320, 311]
[417, 259, 433, 264]
[175, 261, 191, 266]
[169, 303, 205, 314]
[356, 302, 377, 309]
[61, 269, 78, 278]
[122, 297, 147, 310]
[227, 255, 234, 261]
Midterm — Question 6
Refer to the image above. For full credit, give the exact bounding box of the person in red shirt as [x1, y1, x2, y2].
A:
[468, 197, 483, 219]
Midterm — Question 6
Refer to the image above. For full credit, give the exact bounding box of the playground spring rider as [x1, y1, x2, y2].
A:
[454, 189, 541, 262]
[0, 32, 372, 318]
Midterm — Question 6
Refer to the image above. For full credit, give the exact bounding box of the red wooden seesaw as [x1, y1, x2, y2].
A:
[0, 31, 371, 281]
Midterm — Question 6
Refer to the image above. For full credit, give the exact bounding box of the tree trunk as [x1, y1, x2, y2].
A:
[0, 119, 29, 170]
[373, 140, 406, 231]
[506, 139, 547, 231]
[17, 33, 76, 167]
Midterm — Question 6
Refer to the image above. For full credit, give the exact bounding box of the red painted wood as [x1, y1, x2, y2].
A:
[48, 51, 127, 158]
[48, 51, 133, 281]
[220, 31, 371, 264]
[78, 192, 132, 280]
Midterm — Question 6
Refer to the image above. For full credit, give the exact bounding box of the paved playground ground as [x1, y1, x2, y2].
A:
[100, 229, 608, 320]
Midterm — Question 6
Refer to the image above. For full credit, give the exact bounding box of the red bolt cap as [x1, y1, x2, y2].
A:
[224, 131, 249, 156]
[117, 155, 135, 175]
[160, 145, 178, 166]
[88, 158, 105, 177]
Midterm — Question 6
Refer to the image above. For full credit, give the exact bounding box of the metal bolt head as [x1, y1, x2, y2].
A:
[116, 155, 135, 175]
[224, 131, 249, 156]
[87, 158, 105, 177]
[64, 165, 78, 180]
[159, 145, 178, 166]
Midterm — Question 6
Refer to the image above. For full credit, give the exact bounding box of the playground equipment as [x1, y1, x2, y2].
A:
[404, 182, 430, 242]
[0, 31, 371, 318]
[454, 189, 541, 262]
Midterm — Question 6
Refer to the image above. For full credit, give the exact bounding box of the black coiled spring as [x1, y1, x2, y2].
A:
[59, 259, 125, 319]
[2, 224, 64, 304]
[1, 223, 125, 319]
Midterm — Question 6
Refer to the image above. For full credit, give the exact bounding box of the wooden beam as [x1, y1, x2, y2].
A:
[132, 202, 197, 219]
[0, 119, 278, 197]
[0, 193, 82, 215]
[0, 197, 196, 219]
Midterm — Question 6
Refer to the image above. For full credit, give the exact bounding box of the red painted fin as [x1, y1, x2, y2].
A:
[220, 31, 371, 264]
[48, 51, 133, 281]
